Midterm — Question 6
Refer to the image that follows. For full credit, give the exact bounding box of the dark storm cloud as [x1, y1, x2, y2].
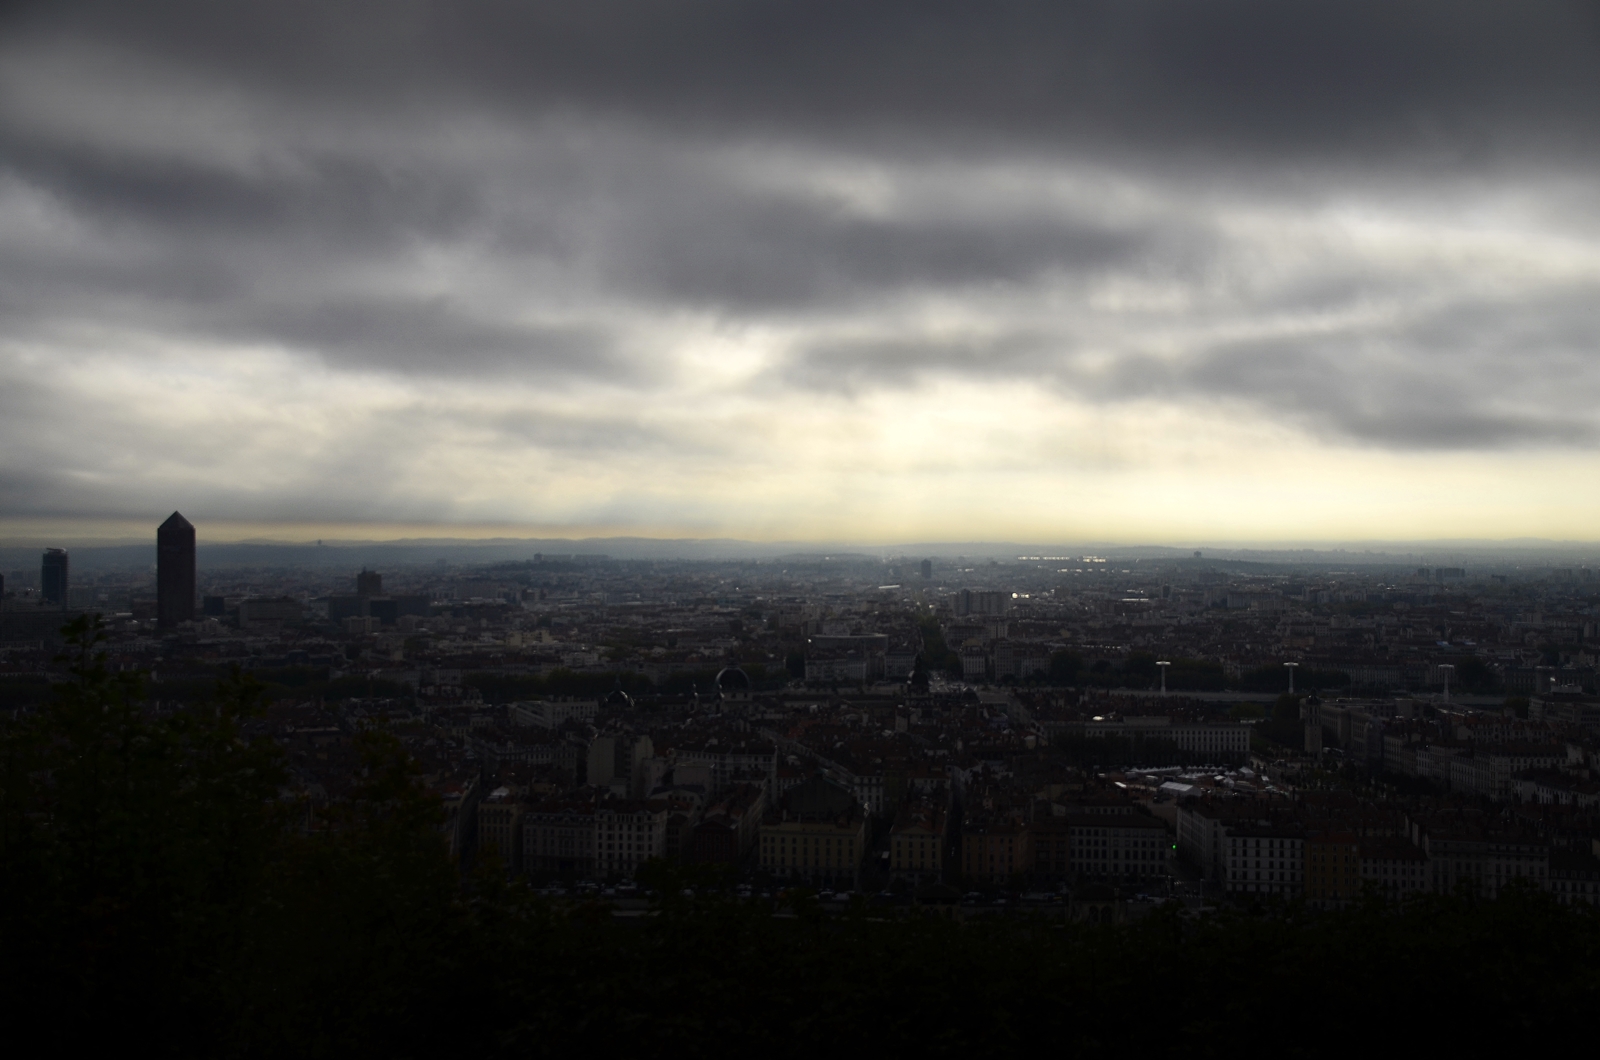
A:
[13, 1, 1600, 162]
[0, 130, 615, 376]
[0, 136, 475, 239]
[0, 223, 619, 379]
[0, 379, 84, 515]
[5, 0, 1600, 532]
[605, 195, 1151, 311]
[247, 300, 612, 375]
[1167, 333, 1599, 450]
[783, 275, 1600, 450]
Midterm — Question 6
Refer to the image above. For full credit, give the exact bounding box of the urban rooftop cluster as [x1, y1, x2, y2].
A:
[4, 515, 1600, 913]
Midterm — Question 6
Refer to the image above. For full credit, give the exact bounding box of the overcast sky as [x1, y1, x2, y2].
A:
[5, 1, 1600, 545]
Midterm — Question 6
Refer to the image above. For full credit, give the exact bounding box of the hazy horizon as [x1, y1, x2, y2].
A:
[5, 523, 1600, 571]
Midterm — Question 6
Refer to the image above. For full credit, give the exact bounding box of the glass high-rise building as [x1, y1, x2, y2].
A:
[41, 548, 69, 606]
[157, 511, 196, 628]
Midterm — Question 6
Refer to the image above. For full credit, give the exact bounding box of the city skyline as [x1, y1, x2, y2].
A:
[11, 518, 1600, 558]
[8, 5, 1600, 1050]
[6, 3, 1600, 543]
[10, 523, 1600, 571]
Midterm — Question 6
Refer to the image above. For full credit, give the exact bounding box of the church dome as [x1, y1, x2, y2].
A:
[715, 666, 751, 693]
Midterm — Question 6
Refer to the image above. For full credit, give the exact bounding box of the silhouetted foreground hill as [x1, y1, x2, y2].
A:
[3, 620, 1596, 1057]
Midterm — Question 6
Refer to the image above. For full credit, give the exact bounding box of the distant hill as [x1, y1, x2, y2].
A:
[2, 535, 1598, 574]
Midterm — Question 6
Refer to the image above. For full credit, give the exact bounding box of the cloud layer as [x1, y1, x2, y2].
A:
[4, 1, 1600, 542]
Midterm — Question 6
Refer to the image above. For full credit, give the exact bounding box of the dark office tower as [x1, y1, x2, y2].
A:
[356, 569, 382, 596]
[920, 559, 932, 580]
[41, 548, 68, 606]
[157, 512, 196, 628]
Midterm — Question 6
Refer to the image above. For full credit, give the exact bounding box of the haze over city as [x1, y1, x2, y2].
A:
[7, 1, 1600, 547]
[12, 5, 1600, 1055]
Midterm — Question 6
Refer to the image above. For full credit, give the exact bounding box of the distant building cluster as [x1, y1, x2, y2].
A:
[2, 532, 1600, 911]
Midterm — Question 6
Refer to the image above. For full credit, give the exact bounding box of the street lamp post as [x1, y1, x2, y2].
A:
[1157, 660, 1171, 696]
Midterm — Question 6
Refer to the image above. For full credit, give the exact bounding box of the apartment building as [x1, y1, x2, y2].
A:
[758, 774, 868, 889]
[889, 796, 948, 886]
[1225, 824, 1305, 898]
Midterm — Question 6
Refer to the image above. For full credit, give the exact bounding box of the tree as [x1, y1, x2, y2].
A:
[1165, 658, 1228, 691]
[0, 618, 478, 1056]
[1122, 652, 1159, 687]
[1454, 656, 1496, 692]
[0, 617, 288, 1051]
[1090, 659, 1112, 686]
[1255, 693, 1305, 748]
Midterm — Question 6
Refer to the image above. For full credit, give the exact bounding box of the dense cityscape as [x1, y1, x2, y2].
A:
[6, 513, 1598, 916]
[10, 3, 1600, 1051]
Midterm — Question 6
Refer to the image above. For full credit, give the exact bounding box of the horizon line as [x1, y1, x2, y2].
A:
[4, 532, 1600, 555]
